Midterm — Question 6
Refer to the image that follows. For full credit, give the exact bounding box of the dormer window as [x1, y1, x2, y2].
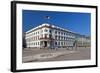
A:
[44, 29, 48, 32]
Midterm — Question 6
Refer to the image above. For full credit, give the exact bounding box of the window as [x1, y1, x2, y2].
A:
[38, 36, 39, 39]
[44, 29, 48, 32]
[55, 42, 57, 45]
[33, 37, 34, 40]
[49, 30, 52, 33]
[58, 32, 60, 34]
[49, 34, 52, 38]
[64, 37, 65, 40]
[60, 36, 61, 40]
[36, 32, 37, 35]
[61, 37, 63, 40]
[58, 36, 60, 40]
[66, 37, 67, 40]
[36, 36, 37, 40]
[55, 36, 57, 39]
[61, 32, 63, 35]
[56, 36, 58, 40]
[58, 42, 60, 45]
[66, 42, 67, 45]
[34, 37, 35, 40]
[41, 35, 43, 38]
[64, 42, 65, 45]
[38, 31, 39, 34]
[45, 34, 47, 38]
[66, 33, 67, 35]
[55, 31, 57, 34]
[41, 30, 43, 33]
[61, 42, 63, 45]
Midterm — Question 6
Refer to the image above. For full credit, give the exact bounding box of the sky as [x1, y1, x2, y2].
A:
[22, 10, 91, 36]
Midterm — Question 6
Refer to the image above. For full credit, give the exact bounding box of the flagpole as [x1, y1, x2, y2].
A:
[45, 16, 50, 23]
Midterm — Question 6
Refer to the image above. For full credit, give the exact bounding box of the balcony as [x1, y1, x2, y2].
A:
[39, 37, 54, 41]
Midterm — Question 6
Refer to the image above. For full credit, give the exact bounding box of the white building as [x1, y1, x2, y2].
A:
[25, 23, 90, 49]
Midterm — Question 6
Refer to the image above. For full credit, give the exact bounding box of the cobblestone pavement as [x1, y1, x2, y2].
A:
[22, 47, 90, 63]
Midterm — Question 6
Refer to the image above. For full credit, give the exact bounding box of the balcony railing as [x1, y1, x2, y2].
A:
[39, 37, 54, 40]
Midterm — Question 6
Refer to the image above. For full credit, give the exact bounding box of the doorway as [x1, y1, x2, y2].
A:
[44, 41, 47, 47]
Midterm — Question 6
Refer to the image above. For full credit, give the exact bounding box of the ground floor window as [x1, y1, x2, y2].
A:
[55, 41, 57, 46]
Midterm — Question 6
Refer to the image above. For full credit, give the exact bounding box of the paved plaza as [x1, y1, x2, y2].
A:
[22, 47, 91, 63]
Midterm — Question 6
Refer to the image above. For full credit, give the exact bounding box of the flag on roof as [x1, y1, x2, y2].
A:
[45, 16, 50, 19]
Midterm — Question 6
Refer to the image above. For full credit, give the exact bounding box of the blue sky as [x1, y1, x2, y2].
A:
[22, 10, 91, 36]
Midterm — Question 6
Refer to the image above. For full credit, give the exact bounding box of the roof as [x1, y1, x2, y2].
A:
[25, 23, 89, 38]
[26, 23, 72, 33]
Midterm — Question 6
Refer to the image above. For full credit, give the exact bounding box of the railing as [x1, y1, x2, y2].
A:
[39, 37, 54, 40]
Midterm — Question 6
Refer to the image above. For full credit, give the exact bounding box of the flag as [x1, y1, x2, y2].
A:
[45, 16, 50, 19]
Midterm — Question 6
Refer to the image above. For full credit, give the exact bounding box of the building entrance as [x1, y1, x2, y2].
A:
[44, 41, 47, 47]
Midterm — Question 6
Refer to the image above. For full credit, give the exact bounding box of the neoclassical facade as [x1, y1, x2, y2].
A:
[25, 23, 90, 49]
